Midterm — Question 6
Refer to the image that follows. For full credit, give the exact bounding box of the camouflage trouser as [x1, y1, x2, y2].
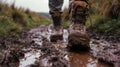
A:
[49, 0, 73, 13]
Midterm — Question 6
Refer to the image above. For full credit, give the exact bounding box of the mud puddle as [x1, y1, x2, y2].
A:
[0, 25, 113, 67]
[19, 46, 110, 67]
[18, 25, 111, 67]
[19, 50, 41, 67]
[68, 52, 110, 67]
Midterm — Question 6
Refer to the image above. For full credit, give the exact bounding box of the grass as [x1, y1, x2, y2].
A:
[0, 1, 50, 38]
[62, 0, 120, 36]
[87, 15, 120, 36]
[86, 0, 120, 36]
[63, 21, 70, 28]
[88, 16, 120, 35]
[1, 0, 119, 38]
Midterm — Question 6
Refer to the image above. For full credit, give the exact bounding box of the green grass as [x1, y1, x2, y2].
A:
[0, 1, 50, 38]
[86, 0, 120, 36]
[1, 0, 118, 38]
[63, 21, 70, 28]
[86, 12, 120, 36]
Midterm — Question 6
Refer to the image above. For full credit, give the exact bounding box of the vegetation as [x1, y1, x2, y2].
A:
[62, 8, 70, 27]
[87, 0, 120, 36]
[0, 1, 50, 38]
[62, 0, 120, 36]
[0, 0, 120, 37]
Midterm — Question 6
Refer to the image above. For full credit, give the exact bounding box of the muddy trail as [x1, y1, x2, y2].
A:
[0, 25, 120, 67]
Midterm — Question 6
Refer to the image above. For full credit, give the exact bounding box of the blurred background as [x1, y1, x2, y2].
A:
[2, 0, 69, 12]
[0, 0, 120, 38]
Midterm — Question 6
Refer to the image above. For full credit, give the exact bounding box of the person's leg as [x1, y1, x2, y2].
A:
[49, 0, 63, 12]
[49, 0, 64, 42]
[68, 0, 90, 50]
[49, 0, 64, 28]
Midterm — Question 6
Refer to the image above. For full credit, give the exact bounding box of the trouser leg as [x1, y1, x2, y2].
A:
[49, 0, 64, 42]
[49, 0, 64, 27]
[49, 0, 64, 12]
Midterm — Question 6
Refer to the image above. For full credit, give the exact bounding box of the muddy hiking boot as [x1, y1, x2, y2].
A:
[67, 0, 90, 51]
[49, 12, 63, 42]
[68, 23, 90, 51]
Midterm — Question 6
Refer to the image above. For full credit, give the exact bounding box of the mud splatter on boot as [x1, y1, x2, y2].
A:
[49, 12, 63, 42]
[68, 0, 90, 51]
[68, 24, 90, 51]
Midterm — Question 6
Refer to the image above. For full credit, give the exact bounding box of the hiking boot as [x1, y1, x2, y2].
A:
[49, 12, 63, 42]
[49, 25, 63, 42]
[68, 23, 90, 50]
[67, 0, 90, 51]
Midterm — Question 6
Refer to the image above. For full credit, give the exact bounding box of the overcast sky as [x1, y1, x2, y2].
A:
[4, 0, 69, 12]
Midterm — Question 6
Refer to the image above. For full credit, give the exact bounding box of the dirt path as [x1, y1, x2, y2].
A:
[0, 25, 119, 67]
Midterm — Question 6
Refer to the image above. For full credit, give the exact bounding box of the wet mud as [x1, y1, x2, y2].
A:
[90, 39, 120, 67]
[0, 25, 119, 67]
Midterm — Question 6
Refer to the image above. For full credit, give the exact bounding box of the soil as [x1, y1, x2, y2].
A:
[0, 25, 119, 67]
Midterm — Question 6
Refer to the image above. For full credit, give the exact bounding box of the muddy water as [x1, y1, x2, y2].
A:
[68, 52, 110, 67]
[18, 50, 110, 67]
[19, 50, 41, 67]
[18, 26, 111, 67]
[64, 29, 110, 67]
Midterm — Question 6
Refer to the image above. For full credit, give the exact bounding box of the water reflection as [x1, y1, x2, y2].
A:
[19, 50, 40, 67]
